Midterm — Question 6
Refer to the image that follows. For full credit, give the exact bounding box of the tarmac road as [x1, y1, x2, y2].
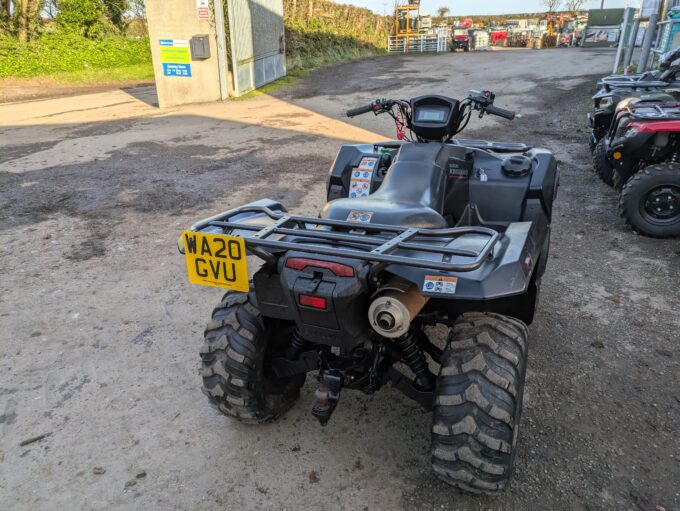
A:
[1, 48, 679, 510]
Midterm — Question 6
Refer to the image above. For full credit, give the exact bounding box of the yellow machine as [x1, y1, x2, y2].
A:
[547, 19, 555, 36]
[395, 0, 420, 45]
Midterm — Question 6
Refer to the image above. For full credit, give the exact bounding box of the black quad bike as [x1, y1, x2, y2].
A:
[179, 90, 559, 494]
[601, 100, 680, 237]
[588, 47, 680, 154]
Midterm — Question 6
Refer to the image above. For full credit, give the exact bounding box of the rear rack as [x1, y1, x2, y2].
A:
[189, 205, 501, 272]
[626, 102, 680, 120]
[600, 79, 672, 92]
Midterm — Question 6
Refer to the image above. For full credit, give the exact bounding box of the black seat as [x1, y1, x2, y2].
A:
[320, 159, 448, 228]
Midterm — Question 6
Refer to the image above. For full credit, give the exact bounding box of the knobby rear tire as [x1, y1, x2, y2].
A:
[199, 291, 305, 424]
[431, 312, 528, 494]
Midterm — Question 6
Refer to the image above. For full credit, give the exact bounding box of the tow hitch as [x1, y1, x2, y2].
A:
[311, 370, 343, 426]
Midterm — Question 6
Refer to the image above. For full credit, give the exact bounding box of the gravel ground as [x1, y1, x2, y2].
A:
[1, 48, 678, 510]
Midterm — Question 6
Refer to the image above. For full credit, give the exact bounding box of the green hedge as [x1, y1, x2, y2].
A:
[0, 33, 151, 78]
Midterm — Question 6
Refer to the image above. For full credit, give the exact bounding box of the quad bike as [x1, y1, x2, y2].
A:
[450, 28, 471, 52]
[601, 100, 680, 237]
[179, 90, 559, 494]
[588, 47, 680, 152]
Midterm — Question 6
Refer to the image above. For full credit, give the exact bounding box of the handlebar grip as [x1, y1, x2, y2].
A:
[485, 105, 516, 120]
[346, 104, 375, 117]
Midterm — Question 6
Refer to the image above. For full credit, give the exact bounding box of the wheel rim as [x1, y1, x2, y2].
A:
[641, 184, 680, 224]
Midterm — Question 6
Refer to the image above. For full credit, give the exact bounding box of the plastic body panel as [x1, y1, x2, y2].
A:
[185, 137, 559, 329]
[324, 142, 558, 227]
[255, 253, 371, 350]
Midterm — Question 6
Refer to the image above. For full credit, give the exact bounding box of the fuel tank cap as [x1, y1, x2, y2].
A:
[501, 155, 533, 177]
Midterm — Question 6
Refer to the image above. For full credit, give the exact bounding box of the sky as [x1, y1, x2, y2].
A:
[341, 0, 641, 16]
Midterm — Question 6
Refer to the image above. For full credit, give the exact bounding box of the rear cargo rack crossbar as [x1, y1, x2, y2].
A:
[601, 80, 672, 92]
[190, 205, 501, 272]
[628, 102, 680, 120]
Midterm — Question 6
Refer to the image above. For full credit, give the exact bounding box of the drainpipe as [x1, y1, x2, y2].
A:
[214, 0, 229, 100]
[613, 7, 633, 74]
[638, 13, 658, 73]
[623, 17, 640, 71]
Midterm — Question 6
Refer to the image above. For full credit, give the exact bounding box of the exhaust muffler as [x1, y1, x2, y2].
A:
[368, 281, 429, 338]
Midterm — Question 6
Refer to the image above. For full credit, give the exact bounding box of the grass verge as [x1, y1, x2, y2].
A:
[48, 62, 155, 84]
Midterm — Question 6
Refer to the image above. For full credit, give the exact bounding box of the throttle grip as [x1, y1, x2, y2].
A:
[485, 105, 516, 120]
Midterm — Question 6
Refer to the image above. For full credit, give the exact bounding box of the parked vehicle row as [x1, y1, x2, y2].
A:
[588, 47, 680, 238]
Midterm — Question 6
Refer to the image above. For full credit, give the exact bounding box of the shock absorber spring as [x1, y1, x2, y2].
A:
[394, 331, 435, 390]
[287, 329, 309, 360]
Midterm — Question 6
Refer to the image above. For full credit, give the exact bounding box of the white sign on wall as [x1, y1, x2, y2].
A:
[197, 0, 210, 19]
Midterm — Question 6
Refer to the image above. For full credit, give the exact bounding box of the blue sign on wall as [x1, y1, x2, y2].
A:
[163, 63, 192, 77]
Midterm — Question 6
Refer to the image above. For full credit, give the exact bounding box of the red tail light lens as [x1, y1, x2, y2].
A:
[299, 294, 327, 309]
[285, 258, 355, 277]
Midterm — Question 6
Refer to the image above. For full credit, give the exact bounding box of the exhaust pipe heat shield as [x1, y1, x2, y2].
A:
[369, 282, 429, 338]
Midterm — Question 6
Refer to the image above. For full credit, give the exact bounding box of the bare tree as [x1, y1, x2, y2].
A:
[129, 0, 146, 18]
[565, 0, 585, 16]
[43, 0, 59, 18]
[542, 0, 562, 14]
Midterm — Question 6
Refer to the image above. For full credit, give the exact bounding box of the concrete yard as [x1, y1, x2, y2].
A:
[1, 48, 679, 510]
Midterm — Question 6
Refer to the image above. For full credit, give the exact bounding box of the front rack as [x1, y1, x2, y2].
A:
[189, 205, 501, 272]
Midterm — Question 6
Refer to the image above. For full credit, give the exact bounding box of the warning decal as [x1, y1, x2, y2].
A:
[349, 157, 378, 199]
[358, 157, 378, 171]
[347, 210, 374, 223]
[422, 275, 458, 294]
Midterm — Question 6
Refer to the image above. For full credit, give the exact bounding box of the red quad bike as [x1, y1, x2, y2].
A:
[179, 90, 559, 493]
[605, 100, 680, 237]
[450, 28, 471, 52]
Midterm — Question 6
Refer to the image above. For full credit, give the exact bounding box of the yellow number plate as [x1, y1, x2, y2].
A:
[182, 231, 249, 292]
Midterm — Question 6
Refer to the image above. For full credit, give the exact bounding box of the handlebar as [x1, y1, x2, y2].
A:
[467, 90, 516, 120]
[485, 105, 516, 120]
[345, 92, 516, 142]
[346, 103, 375, 118]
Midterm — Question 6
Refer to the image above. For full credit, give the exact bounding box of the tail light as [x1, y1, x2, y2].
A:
[285, 258, 355, 277]
[299, 294, 327, 309]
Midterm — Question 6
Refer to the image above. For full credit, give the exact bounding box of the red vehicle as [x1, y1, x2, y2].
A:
[558, 34, 572, 47]
[450, 27, 471, 51]
[491, 30, 508, 45]
[604, 101, 680, 237]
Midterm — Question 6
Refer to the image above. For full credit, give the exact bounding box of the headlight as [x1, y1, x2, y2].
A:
[624, 126, 640, 138]
[599, 97, 613, 108]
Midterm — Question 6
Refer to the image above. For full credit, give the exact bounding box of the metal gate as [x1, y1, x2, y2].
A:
[226, 0, 286, 96]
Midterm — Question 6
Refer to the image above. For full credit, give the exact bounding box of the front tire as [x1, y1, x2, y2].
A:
[431, 312, 528, 494]
[619, 163, 680, 238]
[200, 291, 305, 423]
[593, 138, 614, 186]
